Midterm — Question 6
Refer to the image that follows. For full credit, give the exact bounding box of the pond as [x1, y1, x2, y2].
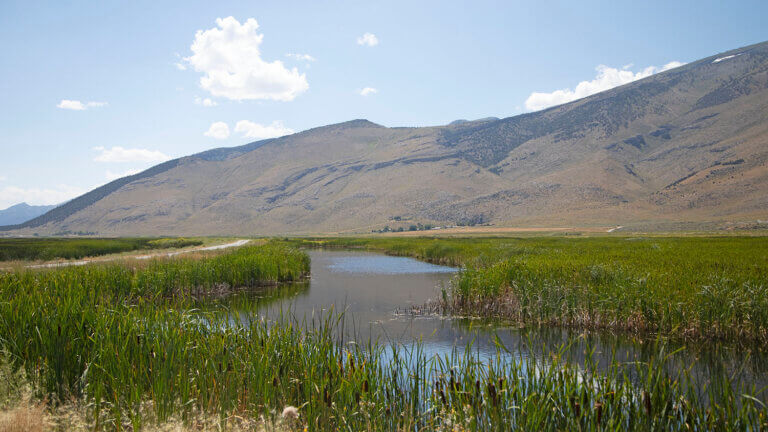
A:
[223, 249, 768, 401]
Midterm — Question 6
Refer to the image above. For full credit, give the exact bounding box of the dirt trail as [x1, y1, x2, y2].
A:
[24, 239, 251, 269]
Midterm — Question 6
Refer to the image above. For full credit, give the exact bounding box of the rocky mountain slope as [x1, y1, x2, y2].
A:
[4, 41, 768, 235]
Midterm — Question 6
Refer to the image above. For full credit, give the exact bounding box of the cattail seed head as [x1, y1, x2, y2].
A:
[594, 402, 603, 425]
[643, 391, 652, 416]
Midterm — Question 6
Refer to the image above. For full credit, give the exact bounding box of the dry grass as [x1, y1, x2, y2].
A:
[0, 403, 47, 432]
[0, 401, 298, 432]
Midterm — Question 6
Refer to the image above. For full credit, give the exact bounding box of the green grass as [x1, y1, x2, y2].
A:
[283, 236, 768, 342]
[0, 237, 204, 262]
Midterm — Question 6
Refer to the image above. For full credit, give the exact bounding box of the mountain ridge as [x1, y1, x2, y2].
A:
[4, 40, 768, 235]
[0, 203, 57, 226]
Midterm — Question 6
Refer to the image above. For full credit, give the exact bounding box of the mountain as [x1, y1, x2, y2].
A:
[4, 41, 768, 235]
[0, 203, 56, 226]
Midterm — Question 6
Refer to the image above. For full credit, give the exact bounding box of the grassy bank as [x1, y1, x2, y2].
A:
[0, 237, 204, 262]
[285, 237, 768, 342]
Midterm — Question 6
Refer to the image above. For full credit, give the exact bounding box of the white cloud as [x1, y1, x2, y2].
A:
[185, 17, 309, 101]
[357, 32, 379, 47]
[0, 184, 85, 209]
[524, 61, 685, 112]
[286, 53, 316, 62]
[194, 96, 218, 107]
[359, 87, 378, 96]
[93, 146, 171, 163]
[204, 121, 230, 139]
[235, 120, 294, 140]
[105, 169, 142, 181]
[56, 100, 108, 111]
[175, 63, 187, 70]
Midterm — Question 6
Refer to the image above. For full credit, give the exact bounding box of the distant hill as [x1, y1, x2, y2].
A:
[0, 203, 56, 226]
[4, 40, 768, 235]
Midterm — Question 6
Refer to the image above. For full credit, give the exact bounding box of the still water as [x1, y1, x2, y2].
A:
[224, 249, 768, 399]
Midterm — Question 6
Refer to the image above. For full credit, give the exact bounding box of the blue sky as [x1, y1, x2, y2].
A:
[1, 0, 766, 209]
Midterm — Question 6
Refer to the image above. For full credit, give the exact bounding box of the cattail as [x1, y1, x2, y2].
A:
[363, 379, 369, 393]
[57, 325, 61, 336]
[386, 406, 391, 416]
[488, 381, 497, 406]
[272, 377, 278, 387]
[324, 387, 332, 407]
[643, 391, 652, 416]
[355, 391, 360, 404]
[218, 362, 222, 373]
[594, 402, 603, 425]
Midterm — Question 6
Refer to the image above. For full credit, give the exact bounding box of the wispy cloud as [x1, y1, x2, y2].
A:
[286, 53, 316, 62]
[194, 96, 218, 107]
[56, 100, 108, 111]
[356, 32, 379, 47]
[359, 87, 378, 96]
[93, 146, 170, 163]
[524, 61, 685, 111]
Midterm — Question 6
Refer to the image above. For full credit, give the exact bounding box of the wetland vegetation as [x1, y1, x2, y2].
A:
[287, 236, 768, 343]
[0, 237, 766, 430]
[0, 237, 204, 262]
